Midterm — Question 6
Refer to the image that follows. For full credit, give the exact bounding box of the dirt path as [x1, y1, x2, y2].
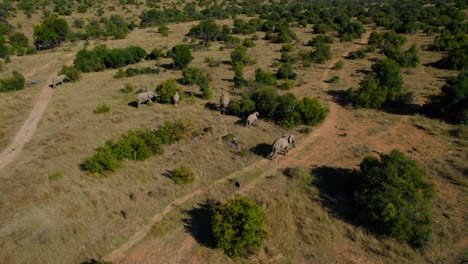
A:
[104, 32, 372, 263]
[0, 54, 74, 171]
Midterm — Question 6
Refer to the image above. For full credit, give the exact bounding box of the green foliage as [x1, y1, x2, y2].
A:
[48, 171, 64, 182]
[298, 97, 327, 125]
[372, 59, 404, 102]
[348, 75, 388, 109]
[120, 83, 134, 93]
[307, 35, 334, 47]
[242, 39, 255, 48]
[124, 67, 160, 77]
[280, 44, 294, 52]
[276, 63, 297, 80]
[8, 32, 30, 55]
[188, 18, 221, 47]
[332, 60, 344, 70]
[279, 80, 294, 90]
[0, 35, 9, 59]
[171, 166, 195, 184]
[266, 21, 297, 43]
[0, 71, 26, 92]
[158, 25, 169, 37]
[339, 22, 365, 42]
[273, 93, 302, 127]
[200, 83, 212, 99]
[313, 23, 330, 34]
[230, 98, 256, 117]
[347, 49, 366, 60]
[353, 150, 434, 247]
[384, 44, 420, 67]
[423, 71, 467, 124]
[83, 121, 190, 174]
[33, 15, 70, 50]
[74, 45, 146, 72]
[59, 65, 81, 82]
[182, 67, 209, 86]
[436, 44, 468, 70]
[327, 75, 340, 83]
[231, 45, 255, 65]
[155, 79, 179, 104]
[233, 18, 262, 35]
[212, 196, 268, 257]
[311, 44, 332, 64]
[171, 44, 193, 69]
[105, 15, 130, 39]
[255, 68, 277, 86]
[233, 62, 246, 88]
[146, 48, 164, 60]
[93, 104, 110, 114]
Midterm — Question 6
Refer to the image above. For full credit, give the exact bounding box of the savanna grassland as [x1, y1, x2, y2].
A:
[0, 1, 466, 264]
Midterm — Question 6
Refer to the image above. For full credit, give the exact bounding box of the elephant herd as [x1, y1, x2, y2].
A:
[220, 92, 296, 160]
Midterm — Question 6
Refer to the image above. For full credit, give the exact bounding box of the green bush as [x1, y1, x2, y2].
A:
[255, 68, 277, 86]
[298, 97, 327, 125]
[0, 71, 25, 92]
[230, 98, 256, 117]
[48, 171, 64, 182]
[311, 44, 332, 64]
[231, 45, 255, 65]
[182, 67, 209, 86]
[279, 80, 294, 90]
[307, 35, 333, 47]
[200, 83, 212, 99]
[372, 59, 404, 102]
[171, 44, 193, 69]
[158, 25, 169, 36]
[83, 143, 119, 174]
[348, 75, 388, 109]
[273, 93, 302, 127]
[136, 129, 164, 155]
[171, 166, 195, 184]
[212, 196, 268, 257]
[146, 48, 164, 60]
[276, 63, 297, 80]
[120, 83, 134, 93]
[155, 79, 179, 104]
[59, 65, 81, 82]
[112, 132, 151, 161]
[353, 150, 434, 247]
[347, 49, 366, 59]
[33, 15, 70, 50]
[422, 71, 467, 124]
[93, 104, 110, 114]
[125, 67, 160, 77]
[154, 120, 191, 145]
[332, 60, 344, 70]
[74, 45, 146, 72]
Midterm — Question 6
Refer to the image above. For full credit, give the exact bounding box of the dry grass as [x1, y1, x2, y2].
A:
[0, 12, 466, 264]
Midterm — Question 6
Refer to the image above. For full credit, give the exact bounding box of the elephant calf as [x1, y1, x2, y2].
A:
[268, 134, 295, 160]
[51, 75, 69, 88]
[246, 112, 259, 127]
[219, 92, 230, 114]
[136, 91, 156, 109]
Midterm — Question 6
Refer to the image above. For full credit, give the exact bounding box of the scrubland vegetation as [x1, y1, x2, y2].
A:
[0, 0, 466, 263]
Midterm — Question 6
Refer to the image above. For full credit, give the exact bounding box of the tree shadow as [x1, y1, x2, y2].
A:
[325, 90, 351, 107]
[249, 143, 272, 158]
[183, 201, 216, 248]
[312, 166, 358, 223]
[159, 63, 173, 70]
[381, 103, 421, 116]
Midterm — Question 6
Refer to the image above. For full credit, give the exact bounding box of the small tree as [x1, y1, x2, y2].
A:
[276, 63, 297, 80]
[212, 196, 268, 257]
[348, 75, 388, 109]
[188, 18, 220, 47]
[371, 59, 404, 102]
[0, 71, 25, 92]
[231, 45, 255, 65]
[353, 150, 434, 247]
[255, 68, 277, 86]
[33, 15, 70, 50]
[171, 166, 195, 184]
[171, 44, 193, 69]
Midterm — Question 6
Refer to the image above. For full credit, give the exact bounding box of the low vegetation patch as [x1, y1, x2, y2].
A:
[212, 195, 268, 257]
[170, 166, 195, 184]
[48, 171, 64, 182]
[93, 104, 110, 114]
[0, 71, 25, 92]
[83, 120, 191, 174]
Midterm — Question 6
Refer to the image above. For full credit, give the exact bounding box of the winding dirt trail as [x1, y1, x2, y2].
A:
[0, 54, 74, 171]
[105, 32, 372, 263]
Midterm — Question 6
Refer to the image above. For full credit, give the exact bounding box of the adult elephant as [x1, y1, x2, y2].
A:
[267, 134, 295, 160]
[219, 92, 230, 114]
[51, 75, 69, 88]
[136, 90, 156, 109]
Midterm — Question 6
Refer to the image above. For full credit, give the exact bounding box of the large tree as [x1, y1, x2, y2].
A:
[188, 18, 221, 47]
[33, 16, 70, 50]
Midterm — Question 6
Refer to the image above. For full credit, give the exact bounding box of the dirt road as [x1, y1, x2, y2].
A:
[0, 54, 74, 171]
[104, 31, 372, 263]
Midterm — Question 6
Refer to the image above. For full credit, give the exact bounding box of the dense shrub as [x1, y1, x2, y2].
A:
[422, 71, 467, 124]
[182, 67, 209, 86]
[171, 44, 193, 69]
[104, 14, 130, 39]
[233, 62, 246, 88]
[339, 22, 366, 42]
[347, 49, 366, 59]
[276, 63, 297, 80]
[158, 25, 169, 37]
[188, 18, 221, 47]
[124, 67, 160, 77]
[59, 65, 81, 82]
[436, 44, 468, 70]
[384, 43, 420, 67]
[212, 196, 268, 257]
[200, 83, 212, 99]
[348, 75, 388, 109]
[155, 79, 180, 104]
[311, 44, 332, 64]
[74, 45, 146, 72]
[146, 48, 164, 60]
[33, 15, 70, 50]
[231, 45, 255, 65]
[0, 71, 25, 92]
[171, 166, 195, 184]
[279, 80, 294, 90]
[255, 68, 277, 86]
[372, 59, 404, 102]
[332, 60, 344, 70]
[353, 150, 434, 247]
[273, 93, 302, 127]
[307, 35, 334, 47]
[230, 98, 256, 117]
[83, 121, 190, 174]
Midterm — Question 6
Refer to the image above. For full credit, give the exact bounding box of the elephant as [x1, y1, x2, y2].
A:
[246, 112, 259, 127]
[281, 134, 295, 149]
[27, 79, 38, 87]
[136, 91, 156, 109]
[51, 75, 69, 88]
[172, 91, 180, 105]
[268, 134, 295, 160]
[219, 92, 230, 114]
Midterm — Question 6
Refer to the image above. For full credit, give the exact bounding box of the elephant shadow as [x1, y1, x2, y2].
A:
[234, 119, 245, 126]
[204, 102, 219, 112]
[249, 143, 272, 158]
[183, 201, 216, 248]
[128, 101, 138, 108]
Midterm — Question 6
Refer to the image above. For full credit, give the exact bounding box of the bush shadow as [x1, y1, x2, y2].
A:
[381, 103, 421, 116]
[249, 143, 272, 158]
[161, 170, 174, 180]
[313, 166, 358, 223]
[325, 90, 351, 107]
[183, 201, 216, 248]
